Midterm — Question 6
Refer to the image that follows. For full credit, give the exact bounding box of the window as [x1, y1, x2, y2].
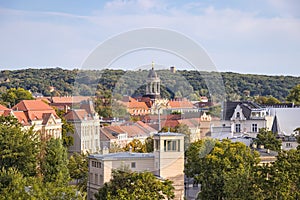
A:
[252, 124, 258, 132]
[131, 162, 136, 168]
[164, 140, 180, 152]
[236, 112, 240, 118]
[95, 174, 98, 185]
[155, 140, 159, 151]
[235, 124, 241, 133]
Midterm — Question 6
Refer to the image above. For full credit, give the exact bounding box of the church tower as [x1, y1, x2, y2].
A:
[145, 61, 160, 100]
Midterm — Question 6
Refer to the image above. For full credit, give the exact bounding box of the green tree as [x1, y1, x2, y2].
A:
[1, 87, 33, 107]
[254, 149, 300, 199]
[255, 95, 281, 105]
[55, 109, 74, 147]
[0, 116, 40, 177]
[68, 152, 88, 193]
[95, 84, 113, 118]
[145, 136, 154, 152]
[40, 138, 70, 185]
[95, 169, 175, 200]
[123, 139, 146, 153]
[174, 123, 191, 150]
[185, 139, 260, 200]
[286, 84, 300, 104]
[255, 128, 282, 152]
[0, 167, 78, 200]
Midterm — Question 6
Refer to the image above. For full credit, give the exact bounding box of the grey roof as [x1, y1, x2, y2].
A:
[154, 132, 185, 137]
[223, 101, 262, 120]
[255, 148, 278, 157]
[89, 152, 155, 160]
[270, 108, 300, 135]
[147, 67, 158, 78]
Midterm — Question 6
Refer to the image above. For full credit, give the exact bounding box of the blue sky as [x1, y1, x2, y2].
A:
[0, 0, 300, 76]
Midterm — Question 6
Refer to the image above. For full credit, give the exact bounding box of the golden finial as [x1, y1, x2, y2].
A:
[151, 61, 155, 69]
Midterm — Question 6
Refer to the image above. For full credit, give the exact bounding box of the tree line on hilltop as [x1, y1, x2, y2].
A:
[0, 68, 299, 102]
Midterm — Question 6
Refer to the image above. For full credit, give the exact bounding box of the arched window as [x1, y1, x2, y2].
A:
[236, 112, 240, 118]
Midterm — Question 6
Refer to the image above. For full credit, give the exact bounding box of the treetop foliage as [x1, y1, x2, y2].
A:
[0, 68, 299, 101]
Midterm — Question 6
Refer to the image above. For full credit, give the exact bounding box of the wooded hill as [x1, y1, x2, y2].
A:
[0, 68, 299, 101]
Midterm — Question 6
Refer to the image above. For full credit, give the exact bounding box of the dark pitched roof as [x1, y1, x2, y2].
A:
[222, 101, 262, 120]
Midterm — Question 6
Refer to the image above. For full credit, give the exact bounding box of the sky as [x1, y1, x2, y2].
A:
[0, 0, 300, 76]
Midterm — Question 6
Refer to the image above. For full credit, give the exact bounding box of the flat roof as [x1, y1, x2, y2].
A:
[89, 152, 155, 160]
[154, 132, 185, 137]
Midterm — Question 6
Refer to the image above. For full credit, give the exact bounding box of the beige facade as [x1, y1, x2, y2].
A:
[88, 132, 185, 200]
[65, 100, 100, 154]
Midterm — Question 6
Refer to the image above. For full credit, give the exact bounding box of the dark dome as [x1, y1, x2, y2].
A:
[148, 67, 158, 78]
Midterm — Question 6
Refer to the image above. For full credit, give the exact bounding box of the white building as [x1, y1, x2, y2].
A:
[88, 132, 185, 200]
[211, 101, 274, 139]
[65, 100, 100, 154]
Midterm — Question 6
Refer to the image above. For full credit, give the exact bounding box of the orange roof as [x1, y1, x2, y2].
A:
[120, 125, 149, 138]
[12, 100, 59, 121]
[65, 109, 93, 121]
[168, 100, 194, 108]
[136, 121, 157, 133]
[13, 100, 53, 111]
[0, 104, 9, 110]
[51, 96, 91, 104]
[12, 111, 30, 126]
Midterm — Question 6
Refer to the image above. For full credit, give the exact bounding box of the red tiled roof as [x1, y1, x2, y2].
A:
[12, 100, 59, 121]
[120, 125, 149, 138]
[51, 96, 91, 104]
[136, 121, 157, 133]
[65, 109, 93, 121]
[100, 128, 117, 140]
[0, 104, 9, 110]
[119, 97, 150, 115]
[12, 111, 30, 126]
[168, 100, 194, 108]
[13, 100, 53, 111]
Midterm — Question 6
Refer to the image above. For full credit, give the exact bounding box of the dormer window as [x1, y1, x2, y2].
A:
[236, 112, 240, 118]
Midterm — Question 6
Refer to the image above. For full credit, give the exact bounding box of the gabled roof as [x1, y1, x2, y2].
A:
[13, 100, 54, 111]
[223, 101, 263, 120]
[12, 100, 59, 121]
[10, 111, 30, 126]
[65, 109, 93, 121]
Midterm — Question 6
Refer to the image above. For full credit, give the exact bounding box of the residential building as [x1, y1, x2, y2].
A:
[88, 131, 185, 200]
[11, 100, 62, 139]
[211, 101, 274, 139]
[65, 100, 100, 154]
[100, 121, 156, 150]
